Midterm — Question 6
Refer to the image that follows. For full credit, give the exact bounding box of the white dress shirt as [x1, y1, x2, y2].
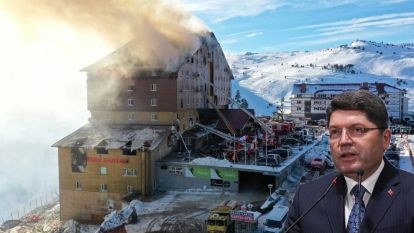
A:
[344, 159, 385, 228]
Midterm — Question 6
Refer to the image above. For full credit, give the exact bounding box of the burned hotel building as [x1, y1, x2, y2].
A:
[52, 32, 233, 223]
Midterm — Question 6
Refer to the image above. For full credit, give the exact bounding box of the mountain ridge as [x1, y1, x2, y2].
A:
[227, 40, 414, 115]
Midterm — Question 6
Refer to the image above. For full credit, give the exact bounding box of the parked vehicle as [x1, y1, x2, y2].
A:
[281, 137, 301, 146]
[263, 204, 289, 233]
[280, 145, 293, 151]
[408, 120, 414, 127]
[260, 193, 281, 212]
[385, 149, 400, 161]
[400, 126, 411, 134]
[390, 125, 400, 134]
[256, 154, 281, 167]
[268, 148, 291, 159]
[318, 119, 327, 126]
[206, 200, 238, 233]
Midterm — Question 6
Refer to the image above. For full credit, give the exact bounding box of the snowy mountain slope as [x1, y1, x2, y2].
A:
[226, 40, 414, 115]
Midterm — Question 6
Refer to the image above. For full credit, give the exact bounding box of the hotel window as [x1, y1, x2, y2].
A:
[100, 167, 107, 175]
[151, 113, 158, 121]
[188, 117, 194, 127]
[184, 137, 191, 146]
[128, 112, 135, 121]
[96, 147, 108, 155]
[123, 168, 137, 176]
[128, 99, 134, 107]
[150, 98, 157, 106]
[122, 141, 137, 156]
[150, 83, 157, 91]
[168, 166, 183, 175]
[127, 85, 134, 92]
[100, 184, 108, 192]
[75, 181, 82, 190]
[127, 185, 134, 194]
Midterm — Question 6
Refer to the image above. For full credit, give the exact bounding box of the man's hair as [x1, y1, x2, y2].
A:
[326, 90, 388, 129]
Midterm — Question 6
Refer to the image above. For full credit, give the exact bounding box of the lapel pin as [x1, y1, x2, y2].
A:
[387, 188, 395, 197]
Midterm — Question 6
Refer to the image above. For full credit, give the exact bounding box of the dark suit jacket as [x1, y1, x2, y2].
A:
[284, 158, 414, 233]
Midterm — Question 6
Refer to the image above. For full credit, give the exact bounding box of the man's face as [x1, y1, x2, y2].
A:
[328, 110, 391, 180]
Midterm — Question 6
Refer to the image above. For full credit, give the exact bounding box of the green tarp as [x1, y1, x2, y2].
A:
[216, 168, 238, 181]
[189, 167, 239, 181]
[190, 166, 211, 179]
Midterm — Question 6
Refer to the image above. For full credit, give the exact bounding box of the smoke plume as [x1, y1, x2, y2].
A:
[1, 0, 208, 70]
[0, 0, 208, 220]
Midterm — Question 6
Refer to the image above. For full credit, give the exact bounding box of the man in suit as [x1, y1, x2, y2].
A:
[284, 90, 414, 233]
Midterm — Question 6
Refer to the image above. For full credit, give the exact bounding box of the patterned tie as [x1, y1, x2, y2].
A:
[347, 185, 367, 233]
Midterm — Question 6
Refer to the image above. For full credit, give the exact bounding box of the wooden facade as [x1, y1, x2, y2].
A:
[57, 147, 150, 222]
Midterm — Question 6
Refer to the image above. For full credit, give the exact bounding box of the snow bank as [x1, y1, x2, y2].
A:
[190, 157, 232, 166]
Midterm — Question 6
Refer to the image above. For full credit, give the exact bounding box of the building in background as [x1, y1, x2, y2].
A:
[52, 32, 234, 223]
[290, 82, 408, 121]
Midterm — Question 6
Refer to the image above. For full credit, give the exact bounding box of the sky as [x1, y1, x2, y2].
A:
[183, 0, 414, 52]
[0, 0, 413, 221]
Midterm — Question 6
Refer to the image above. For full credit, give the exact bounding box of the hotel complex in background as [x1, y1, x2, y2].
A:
[290, 82, 409, 121]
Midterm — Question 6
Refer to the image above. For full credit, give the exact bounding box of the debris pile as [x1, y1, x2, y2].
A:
[95, 200, 142, 233]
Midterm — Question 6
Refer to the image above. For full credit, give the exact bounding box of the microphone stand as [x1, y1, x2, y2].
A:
[283, 175, 339, 233]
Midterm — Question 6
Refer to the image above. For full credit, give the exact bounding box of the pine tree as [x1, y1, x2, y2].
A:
[241, 99, 249, 108]
[273, 97, 285, 122]
[232, 90, 242, 108]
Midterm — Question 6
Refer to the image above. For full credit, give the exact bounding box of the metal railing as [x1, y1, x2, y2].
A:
[0, 191, 59, 226]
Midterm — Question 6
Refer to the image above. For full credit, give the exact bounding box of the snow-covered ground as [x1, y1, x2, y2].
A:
[2, 133, 412, 233]
[227, 40, 414, 115]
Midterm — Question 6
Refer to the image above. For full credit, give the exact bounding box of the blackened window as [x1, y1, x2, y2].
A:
[122, 141, 137, 156]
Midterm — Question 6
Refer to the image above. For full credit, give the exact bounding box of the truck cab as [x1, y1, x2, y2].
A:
[206, 200, 238, 233]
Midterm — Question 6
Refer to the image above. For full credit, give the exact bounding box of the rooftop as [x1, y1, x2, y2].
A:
[52, 123, 170, 151]
[292, 82, 404, 95]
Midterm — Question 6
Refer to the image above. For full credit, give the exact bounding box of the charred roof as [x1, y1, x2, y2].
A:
[81, 32, 223, 76]
[52, 123, 169, 151]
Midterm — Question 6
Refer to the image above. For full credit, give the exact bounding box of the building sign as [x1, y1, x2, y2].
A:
[187, 167, 238, 180]
[231, 210, 256, 222]
[87, 157, 128, 164]
[210, 179, 231, 187]
[216, 168, 238, 181]
[189, 166, 211, 179]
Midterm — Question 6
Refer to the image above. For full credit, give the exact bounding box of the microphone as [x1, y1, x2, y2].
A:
[283, 174, 340, 233]
[357, 169, 364, 229]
